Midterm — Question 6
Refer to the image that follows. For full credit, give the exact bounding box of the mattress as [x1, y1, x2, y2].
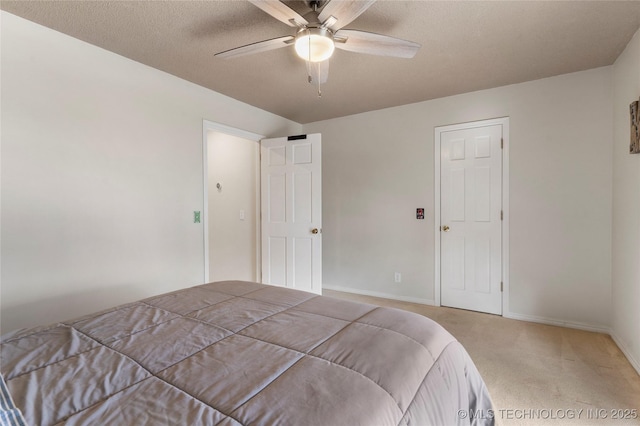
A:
[0, 281, 494, 425]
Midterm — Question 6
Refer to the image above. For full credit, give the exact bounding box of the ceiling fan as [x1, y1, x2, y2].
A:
[215, 0, 421, 95]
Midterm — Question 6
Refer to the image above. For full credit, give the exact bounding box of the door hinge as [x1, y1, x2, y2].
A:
[501, 138, 504, 149]
[500, 282, 503, 292]
[500, 210, 503, 220]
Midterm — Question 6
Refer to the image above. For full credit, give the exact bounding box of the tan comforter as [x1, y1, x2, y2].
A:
[1, 281, 494, 425]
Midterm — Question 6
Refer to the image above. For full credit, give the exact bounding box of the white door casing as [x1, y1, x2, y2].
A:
[261, 134, 322, 294]
[436, 119, 509, 315]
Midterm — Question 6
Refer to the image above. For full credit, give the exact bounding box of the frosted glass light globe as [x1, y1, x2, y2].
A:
[295, 28, 335, 62]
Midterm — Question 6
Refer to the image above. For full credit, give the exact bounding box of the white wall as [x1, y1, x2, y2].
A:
[207, 131, 258, 282]
[611, 28, 640, 374]
[0, 12, 301, 334]
[0, 9, 627, 343]
[305, 67, 613, 330]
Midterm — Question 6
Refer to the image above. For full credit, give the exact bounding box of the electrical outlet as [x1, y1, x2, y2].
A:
[394, 272, 402, 283]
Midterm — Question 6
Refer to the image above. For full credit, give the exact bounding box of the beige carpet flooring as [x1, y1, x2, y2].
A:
[325, 290, 640, 426]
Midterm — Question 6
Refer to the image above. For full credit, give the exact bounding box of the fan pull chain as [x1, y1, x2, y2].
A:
[302, 27, 321, 97]
[306, 28, 313, 84]
[317, 62, 322, 97]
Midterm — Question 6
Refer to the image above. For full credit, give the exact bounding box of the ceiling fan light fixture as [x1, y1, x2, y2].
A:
[295, 27, 335, 62]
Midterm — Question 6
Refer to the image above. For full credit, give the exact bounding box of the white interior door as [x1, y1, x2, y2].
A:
[261, 134, 322, 294]
[440, 124, 503, 315]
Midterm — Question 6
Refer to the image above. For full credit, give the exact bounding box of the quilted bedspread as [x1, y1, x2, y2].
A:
[0, 281, 493, 425]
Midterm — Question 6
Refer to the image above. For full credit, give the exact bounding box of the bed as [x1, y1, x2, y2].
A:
[0, 280, 494, 425]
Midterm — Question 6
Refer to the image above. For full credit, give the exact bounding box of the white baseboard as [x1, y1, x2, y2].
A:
[322, 285, 435, 306]
[610, 332, 640, 376]
[503, 311, 610, 334]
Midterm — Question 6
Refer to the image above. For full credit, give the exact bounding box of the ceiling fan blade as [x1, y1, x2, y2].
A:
[318, 0, 376, 31]
[308, 60, 329, 85]
[248, 0, 309, 28]
[334, 29, 420, 58]
[215, 35, 294, 59]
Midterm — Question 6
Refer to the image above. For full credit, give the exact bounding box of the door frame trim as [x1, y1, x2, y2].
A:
[433, 117, 510, 315]
[202, 120, 264, 284]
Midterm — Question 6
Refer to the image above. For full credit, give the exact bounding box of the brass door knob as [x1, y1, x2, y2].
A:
[311, 228, 319, 234]
[442, 225, 450, 232]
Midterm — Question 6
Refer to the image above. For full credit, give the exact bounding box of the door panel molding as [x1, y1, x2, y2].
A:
[261, 134, 322, 294]
[434, 117, 509, 315]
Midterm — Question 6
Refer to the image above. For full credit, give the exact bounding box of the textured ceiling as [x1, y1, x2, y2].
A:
[2, 1, 640, 124]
